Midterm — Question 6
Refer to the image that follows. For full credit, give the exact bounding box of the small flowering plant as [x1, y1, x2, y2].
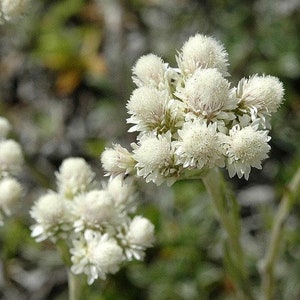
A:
[101, 33, 284, 185]
[30, 157, 155, 294]
[101, 34, 300, 300]
[0, 117, 23, 225]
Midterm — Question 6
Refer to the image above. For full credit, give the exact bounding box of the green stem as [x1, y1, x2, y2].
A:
[202, 168, 253, 300]
[68, 270, 86, 300]
[260, 166, 300, 300]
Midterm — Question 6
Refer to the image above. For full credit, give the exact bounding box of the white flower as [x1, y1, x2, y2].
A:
[225, 125, 271, 180]
[0, 117, 11, 139]
[72, 190, 117, 232]
[56, 157, 95, 199]
[0, 139, 23, 175]
[127, 87, 170, 132]
[126, 216, 155, 248]
[0, 0, 28, 22]
[236, 75, 284, 114]
[132, 132, 178, 186]
[101, 144, 136, 177]
[127, 86, 184, 133]
[117, 216, 155, 261]
[132, 54, 168, 89]
[0, 177, 22, 217]
[30, 193, 72, 242]
[70, 231, 123, 284]
[174, 120, 225, 170]
[106, 175, 136, 211]
[175, 68, 236, 118]
[176, 34, 229, 77]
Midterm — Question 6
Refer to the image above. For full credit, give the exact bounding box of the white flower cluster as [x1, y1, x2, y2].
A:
[101, 33, 284, 184]
[0, 0, 28, 22]
[30, 157, 155, 285]
[0, 117, 23, 225]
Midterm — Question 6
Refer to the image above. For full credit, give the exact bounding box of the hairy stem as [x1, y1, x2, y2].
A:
[202, 167, 254, 300]
[260, 166, 300, 300]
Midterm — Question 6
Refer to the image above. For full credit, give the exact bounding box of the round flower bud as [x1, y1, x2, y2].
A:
[175, 68, 235, 117]
[226, 126, 271, 180]
[126, 216, 155, 247]
[72, 190, 117, 231]
[174, 120, 225, 170]
[56, 157, 95, 198]
[0, 177, 22, 216]
[0, 139, 23, 175]
[126, 87, 169, 132]
[176, 34, 229, 77]
[0, 117, 11, 139]
[106, 175, 135, 209]
[132, 132, 176, 185]
[101, 144, 136, 177]
[30, 193, 70, 226]
[71, 231, 123, 284]
[237, 75, 284, 113]
[132, 54, 167, 89]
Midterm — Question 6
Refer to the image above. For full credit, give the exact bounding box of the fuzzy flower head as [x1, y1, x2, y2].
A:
[174, 121, 225, 170]
[72, 190, 117, 232]
[118, 216, 155, 261]
[176, 34, 229, 77]
[56, 157, 95, 199]
[127, 87, 169, 132]
[101, 144, 136, 177]
[0, 139, 23, 176]
[132, 54, 167, 89]
[106, 175, 136, 211]
[237, 75, 284, 115]
[132, 132, 178, 186]
[225, 125, 271, 180]
[0, 117, 11, 139]
[30, 193, 72, 242]
[0, 177, 22, 223]
[71, 231, 124, 284]
[175, 68, 235, 118]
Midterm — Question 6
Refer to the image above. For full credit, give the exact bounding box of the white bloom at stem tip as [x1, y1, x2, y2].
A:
[117, 216, 155, 261]
[0, 177, 22, 218]
[126, 216, 155, 248]
[106, 175, 136, 210]
[132, 53, 168, 89]
[0, 139, 23, 175]
[30, 193, 72, 242]
[176, 33, 229, 77]
[175, 68, 236, 118]
[236, 74, 284, 114]
[72, 190, 117, 232]
[174, 120, 225, 170]
[132, 132, 178, 186]
[56, 157, 95, 199]
[225, 125, 271, 180]
[70, 231, 123, 285]
[0, 117, 11, 139]
[101, 144, 136, 177]
[126, 86, 170, 132]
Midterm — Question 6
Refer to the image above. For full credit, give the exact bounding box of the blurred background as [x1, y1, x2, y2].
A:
[0, 0, 300, 299]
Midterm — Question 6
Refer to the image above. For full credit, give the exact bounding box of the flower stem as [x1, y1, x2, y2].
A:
[202, 167, 253, 300]
[260, 166, 300, 300]
[68, 270, 87, 300]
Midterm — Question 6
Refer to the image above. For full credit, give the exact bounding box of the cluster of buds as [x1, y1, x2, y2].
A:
[30, 158, 155, 284]
[0, 0, 28, 23]
[101, 34, 284, 185]
[0, 117, 23, 225]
